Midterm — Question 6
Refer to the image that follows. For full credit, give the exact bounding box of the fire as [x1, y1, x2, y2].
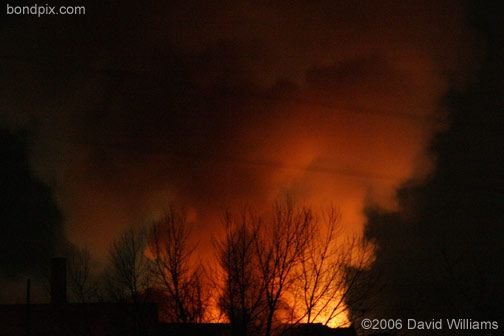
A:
[315, 307, 351, 329]
[3, 0, 469, 331]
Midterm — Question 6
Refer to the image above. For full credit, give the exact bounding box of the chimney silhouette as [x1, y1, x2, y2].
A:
[50, 257, 67, 304]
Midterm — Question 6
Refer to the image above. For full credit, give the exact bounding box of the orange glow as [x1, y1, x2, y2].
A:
[54, 0, 469, 261]
[13, 0, 472, 327]
[310, 302, 351, 328]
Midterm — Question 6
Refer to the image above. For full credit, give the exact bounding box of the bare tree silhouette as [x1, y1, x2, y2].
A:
[216, 201, 376, 335]
[216, 209, 267, 336]
[106, 226, 152, 303]
[148, 207, 208, 323]
[291, 208, 375, 327]
[66, 200, 377, 335]
[257, 200, 313, 336]
[67, 246, 96, 303]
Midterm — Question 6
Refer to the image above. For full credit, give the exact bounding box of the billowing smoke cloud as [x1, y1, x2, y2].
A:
[0, 129, 65, 302]
[359, 2, 503, 323]
[1, 0, 473, 258]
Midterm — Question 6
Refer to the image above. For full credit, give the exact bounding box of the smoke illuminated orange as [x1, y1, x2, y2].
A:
[3, 0, 474, 327]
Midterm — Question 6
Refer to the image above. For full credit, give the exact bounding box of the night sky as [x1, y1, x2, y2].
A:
[1, 0, 502, 327]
